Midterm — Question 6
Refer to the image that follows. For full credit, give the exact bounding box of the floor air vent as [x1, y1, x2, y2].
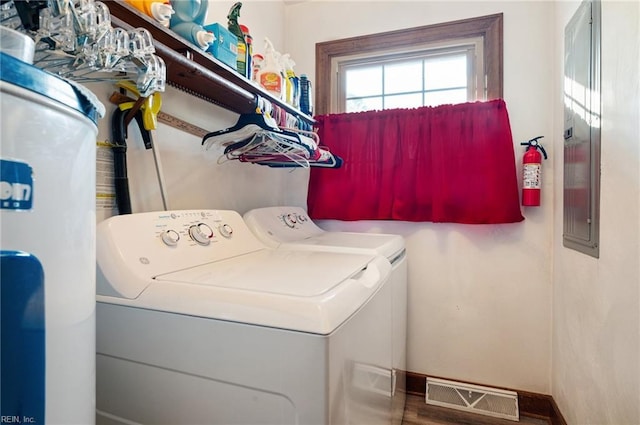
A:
[426, 377, 519, 421]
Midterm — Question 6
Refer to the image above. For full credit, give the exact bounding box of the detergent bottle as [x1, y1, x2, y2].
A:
[227, 2, 247, 77]
[256, 38, 283, 99]
[169, 0, 214, 49]
[125, 0, 174, 27]
[240, 24, 252, 79]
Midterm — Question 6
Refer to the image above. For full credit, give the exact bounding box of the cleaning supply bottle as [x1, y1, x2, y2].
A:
[240, 24, 252, 79]
[252, 53, 264, 83]
[256, 38, 283, 99]
[275, 51, 287, 101]
[171, 0, 207, 25]
[169, 0, 214, 49]
[282, 54, 299, 107]
[299, 74, 313, 116]
[227, 2, 247, 77]
[125, 0, 174, 27]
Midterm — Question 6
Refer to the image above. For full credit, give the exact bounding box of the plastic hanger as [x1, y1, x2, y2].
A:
[203, 111, 342, 169]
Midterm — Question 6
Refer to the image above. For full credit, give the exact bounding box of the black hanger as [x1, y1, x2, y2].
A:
[202, 113, 309, 152]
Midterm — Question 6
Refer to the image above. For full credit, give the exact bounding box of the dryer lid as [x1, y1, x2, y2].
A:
[296, 231, 405, 262]
[243, 206, 405, 260]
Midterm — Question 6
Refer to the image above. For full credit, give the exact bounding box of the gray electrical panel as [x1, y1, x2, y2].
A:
[563, 0, 601, 258]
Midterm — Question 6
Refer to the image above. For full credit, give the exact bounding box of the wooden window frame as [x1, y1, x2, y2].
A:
[315, 13, 503, 115]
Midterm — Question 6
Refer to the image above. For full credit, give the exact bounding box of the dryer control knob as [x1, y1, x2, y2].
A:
[189, 223, 213, 245]
[218, 223, 233, 238]
[161, 229, 180, 246]
[283, 213, 297, 228]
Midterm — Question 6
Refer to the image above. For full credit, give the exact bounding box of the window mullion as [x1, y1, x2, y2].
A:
[422, 59, 426, 107]
[381, 65, 385, 110]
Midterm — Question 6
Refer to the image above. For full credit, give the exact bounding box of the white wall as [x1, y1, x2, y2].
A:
[552, 1, 640, 423]
[285, 1, 554, 393]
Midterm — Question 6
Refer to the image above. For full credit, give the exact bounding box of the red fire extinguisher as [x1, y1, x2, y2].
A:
[521, 136, 547, 206]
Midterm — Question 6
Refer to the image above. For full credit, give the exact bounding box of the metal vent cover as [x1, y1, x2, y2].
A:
[426, 377, 519, 421]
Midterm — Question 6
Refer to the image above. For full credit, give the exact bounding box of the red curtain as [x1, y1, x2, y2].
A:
[307, 99, 524, 224]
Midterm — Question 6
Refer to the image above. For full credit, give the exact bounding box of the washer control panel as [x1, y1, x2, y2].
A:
[152, 211, 234, 248]
[97, 210, 267, 298]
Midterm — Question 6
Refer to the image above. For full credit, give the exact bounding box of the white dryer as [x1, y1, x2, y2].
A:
[244, 206, 408, 425]
[95, 209, 393, 425]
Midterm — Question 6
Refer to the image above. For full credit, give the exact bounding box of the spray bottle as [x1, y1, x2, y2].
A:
[125, 0, 174, 27]
[256, 37, 283, 99]
[227, 2, 247, 77]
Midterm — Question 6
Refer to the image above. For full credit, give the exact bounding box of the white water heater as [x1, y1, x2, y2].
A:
[1, 50, 102, 424]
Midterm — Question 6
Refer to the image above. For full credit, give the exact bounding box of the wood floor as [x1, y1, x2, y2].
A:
[401, 393, 551, 425]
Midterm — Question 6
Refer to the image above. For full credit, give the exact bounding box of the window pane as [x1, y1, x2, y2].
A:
[346, 97, 383, 112]
[424, 88, 467, 107]
[424, 54, 468, 90]
[384, 93, 423, 110]
[340, 42, 480, 112]
[345, 67, 382, 97]
[384, 61, 422, 94]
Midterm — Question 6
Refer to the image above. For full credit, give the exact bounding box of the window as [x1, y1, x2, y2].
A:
[315, 14, 503, 115]
[337, 39, 482, 112]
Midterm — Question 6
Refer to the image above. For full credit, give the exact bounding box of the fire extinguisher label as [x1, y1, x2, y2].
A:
[523, 163, 541, 189]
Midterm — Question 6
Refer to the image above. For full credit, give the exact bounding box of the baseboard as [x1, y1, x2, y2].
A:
[549, 397, 568, 425]
[406, 371, 567, 425]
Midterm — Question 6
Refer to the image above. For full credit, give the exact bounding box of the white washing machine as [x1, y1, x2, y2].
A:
[244, 206, 408, 425]
[95, 209, 394, 425]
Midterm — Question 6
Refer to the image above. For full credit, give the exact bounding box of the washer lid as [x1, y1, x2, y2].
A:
[0, 52, 103, 123]
[103, 250, 391, 335]
[155, 249, 374, 297]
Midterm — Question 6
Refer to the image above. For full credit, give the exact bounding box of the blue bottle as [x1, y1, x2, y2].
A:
[299, 74, 313, 116]
[169, 0, 214, 49]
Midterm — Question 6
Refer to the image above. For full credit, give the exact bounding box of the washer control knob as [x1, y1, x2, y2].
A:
[283, 213, 297, 228]
[161, 229, 180, 246]
[218, 223, 233, 238]
[297, 213, 308, 223]
[189, 223, 213, 245]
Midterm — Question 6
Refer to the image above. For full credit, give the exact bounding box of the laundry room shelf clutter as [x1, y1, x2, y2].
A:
[107, 0, 314, 128]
